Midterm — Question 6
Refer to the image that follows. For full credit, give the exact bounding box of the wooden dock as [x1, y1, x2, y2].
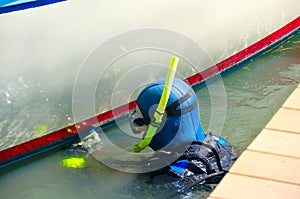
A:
[208, 84, 300, 199]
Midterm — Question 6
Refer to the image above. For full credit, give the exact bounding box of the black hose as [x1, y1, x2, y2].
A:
[167, 170, 227, 198]
[190, 141, 224, 172]
[178, 170, 227, 194]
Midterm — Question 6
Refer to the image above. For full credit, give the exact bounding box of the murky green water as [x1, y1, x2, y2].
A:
[0, 34, 299, 199]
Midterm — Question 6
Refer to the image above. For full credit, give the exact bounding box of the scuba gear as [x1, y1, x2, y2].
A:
[168, 132, 234, 195]
[74, 128, 101, 153]
[129, 105, 149, 135]
[169, 132, 233, 177]
[133, 56, 178, 152]
[63, 128, 101, 157]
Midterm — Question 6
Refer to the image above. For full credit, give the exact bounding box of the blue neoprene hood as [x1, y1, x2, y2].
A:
[136, 78, 205, 151]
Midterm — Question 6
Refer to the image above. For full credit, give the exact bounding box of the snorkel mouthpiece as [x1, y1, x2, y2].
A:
[133, 56, 179, 153]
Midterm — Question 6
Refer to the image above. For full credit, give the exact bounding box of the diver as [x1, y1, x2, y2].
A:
[64, 56, 234, 191]
[129, 76, 235, 189]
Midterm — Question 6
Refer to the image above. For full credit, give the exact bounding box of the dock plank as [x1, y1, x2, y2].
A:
[282, 87, 300, 110]
[247, 129, 300, 159]
[229, 150, 300, 185]
[210, 173, 300, 199]
[266, 108, 300, 134]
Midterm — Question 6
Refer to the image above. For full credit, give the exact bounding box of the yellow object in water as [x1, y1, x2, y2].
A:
[62, 157, 86, 168]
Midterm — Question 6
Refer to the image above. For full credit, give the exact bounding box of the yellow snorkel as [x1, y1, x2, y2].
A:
[133, 56, 179, 153]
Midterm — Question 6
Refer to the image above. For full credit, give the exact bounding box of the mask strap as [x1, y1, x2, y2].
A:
[165, 90, 197, 116]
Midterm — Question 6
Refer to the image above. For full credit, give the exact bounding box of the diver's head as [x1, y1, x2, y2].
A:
[130, 77, 205, 151]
